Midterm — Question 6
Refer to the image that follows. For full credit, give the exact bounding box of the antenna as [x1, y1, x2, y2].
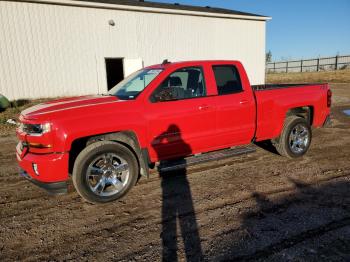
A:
[162, 59, 170, 65]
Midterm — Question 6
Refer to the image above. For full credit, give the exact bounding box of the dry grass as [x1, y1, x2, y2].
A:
[266, 69, 350, 84]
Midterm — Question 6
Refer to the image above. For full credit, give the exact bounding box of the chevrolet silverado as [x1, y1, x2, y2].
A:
[16, 60, 332, 203]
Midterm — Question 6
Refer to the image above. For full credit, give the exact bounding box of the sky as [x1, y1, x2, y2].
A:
[151, 0, 350, 61]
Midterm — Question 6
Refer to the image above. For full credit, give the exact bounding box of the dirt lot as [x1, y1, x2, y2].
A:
[0, 84, 350, 261]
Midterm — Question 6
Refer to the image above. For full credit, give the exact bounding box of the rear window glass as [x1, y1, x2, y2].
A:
[212, 65, 243, 95]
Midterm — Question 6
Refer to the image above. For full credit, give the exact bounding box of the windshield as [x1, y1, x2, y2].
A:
[108, 69, 163, 100]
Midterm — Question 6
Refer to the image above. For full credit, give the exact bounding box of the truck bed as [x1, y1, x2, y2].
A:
[252, 82, 329, 142]
[252, 83, 320, 91]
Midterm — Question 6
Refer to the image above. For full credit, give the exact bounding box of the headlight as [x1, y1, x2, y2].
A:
[19, 123, 51, 135]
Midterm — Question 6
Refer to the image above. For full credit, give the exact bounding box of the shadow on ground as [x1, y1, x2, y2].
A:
[254, 140, 279, 155]
[152, 124, 203, 261]
[160, 170, 203, 261]
[206, 177, 350, 261]
[152, 125, 350, 261]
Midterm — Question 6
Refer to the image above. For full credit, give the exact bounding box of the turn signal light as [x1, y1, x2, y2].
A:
[28, 142, 52, 149]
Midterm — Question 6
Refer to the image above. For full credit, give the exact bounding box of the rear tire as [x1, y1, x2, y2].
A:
[273, 116, 312, 158]
[72, 141, 138, 204]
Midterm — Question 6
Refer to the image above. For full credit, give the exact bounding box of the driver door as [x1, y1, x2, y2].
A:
[145, 66, 217, 161]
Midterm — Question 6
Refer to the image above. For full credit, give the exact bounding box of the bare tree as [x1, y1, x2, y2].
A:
[266, 50, 272, 63]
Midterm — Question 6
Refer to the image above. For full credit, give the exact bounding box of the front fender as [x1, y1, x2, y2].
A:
[86, 131, 151, 178]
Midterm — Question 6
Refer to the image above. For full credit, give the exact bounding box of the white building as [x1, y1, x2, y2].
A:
[0, 0, 270, 100]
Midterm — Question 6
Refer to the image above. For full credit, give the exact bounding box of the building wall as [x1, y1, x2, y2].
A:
[0, 1, 266, 100]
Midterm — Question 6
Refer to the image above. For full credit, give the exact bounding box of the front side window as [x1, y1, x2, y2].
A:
[108, 69, 163, 100]
[212, 65, 243, 95]
[151, 67, 206, 102]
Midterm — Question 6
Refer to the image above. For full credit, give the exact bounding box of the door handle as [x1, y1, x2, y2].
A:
[240, 100, 249, 105]
[199, 105, 211, 110]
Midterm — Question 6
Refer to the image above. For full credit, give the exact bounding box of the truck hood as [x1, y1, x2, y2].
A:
[21, 95, 119, 120]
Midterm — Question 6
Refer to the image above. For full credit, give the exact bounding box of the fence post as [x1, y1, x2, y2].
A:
[317, 58, 320, 72]
[286, 62, 288, 73]
[301, 60, 303, 72]
[335, 55, 338, 70]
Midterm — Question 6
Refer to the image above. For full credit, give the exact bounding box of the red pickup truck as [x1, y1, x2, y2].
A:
[16, 60, 331, 203]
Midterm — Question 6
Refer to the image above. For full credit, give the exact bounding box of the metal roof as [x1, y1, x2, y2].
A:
[73, 0, 267, 18]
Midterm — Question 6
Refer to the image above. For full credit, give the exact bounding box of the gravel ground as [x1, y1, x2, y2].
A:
[0, 84, 349, 261]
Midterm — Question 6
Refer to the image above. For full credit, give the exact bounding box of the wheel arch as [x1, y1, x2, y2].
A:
[268, 106, 314, 141]
[69, 131, 150, 179]
[286, 106, 314, 126]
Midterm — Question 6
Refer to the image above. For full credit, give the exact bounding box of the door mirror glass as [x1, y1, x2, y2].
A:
[153, 88, 178, 102]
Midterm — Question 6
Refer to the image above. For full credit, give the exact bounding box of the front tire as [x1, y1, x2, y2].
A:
[273, 116, 312, 158]
[72, 141, 138, 204]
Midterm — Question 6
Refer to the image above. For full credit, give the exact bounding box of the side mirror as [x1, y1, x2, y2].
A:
[153, 87, 178, 102]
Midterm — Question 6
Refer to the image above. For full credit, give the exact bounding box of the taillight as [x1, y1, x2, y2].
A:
[327, 89, 332, 107]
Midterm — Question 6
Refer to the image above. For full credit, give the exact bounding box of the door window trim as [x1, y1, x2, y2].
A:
[149, 66, 207, 103]
[212, 65, 244, 96]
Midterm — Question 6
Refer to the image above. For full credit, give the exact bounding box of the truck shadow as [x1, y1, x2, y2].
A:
[254, 140, 279, 155]
[207, 176, 350, 261]
[152, 125, 203, 261]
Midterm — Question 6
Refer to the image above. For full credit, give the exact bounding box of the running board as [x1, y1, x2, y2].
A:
[157, 145, 256, 173]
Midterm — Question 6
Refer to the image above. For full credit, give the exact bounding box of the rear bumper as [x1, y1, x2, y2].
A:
[20, 169, 67, 195]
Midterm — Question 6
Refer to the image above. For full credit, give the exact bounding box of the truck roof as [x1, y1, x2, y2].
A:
[145, 60, 241, 69]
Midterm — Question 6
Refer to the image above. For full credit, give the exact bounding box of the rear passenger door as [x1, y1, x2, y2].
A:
[212, 65, 255, 147]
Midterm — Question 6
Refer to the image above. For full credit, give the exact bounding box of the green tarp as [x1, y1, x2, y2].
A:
[0, 94, 10, 110]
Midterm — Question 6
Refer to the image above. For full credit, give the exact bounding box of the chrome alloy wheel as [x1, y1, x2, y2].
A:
[289, 124, 310, 154]
[86, 153, 130, 197]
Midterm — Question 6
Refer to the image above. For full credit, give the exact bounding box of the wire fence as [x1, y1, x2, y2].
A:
[266, 55, 350, 73]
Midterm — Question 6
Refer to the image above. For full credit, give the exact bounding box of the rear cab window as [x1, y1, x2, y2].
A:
[212, 65, 243, 95]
